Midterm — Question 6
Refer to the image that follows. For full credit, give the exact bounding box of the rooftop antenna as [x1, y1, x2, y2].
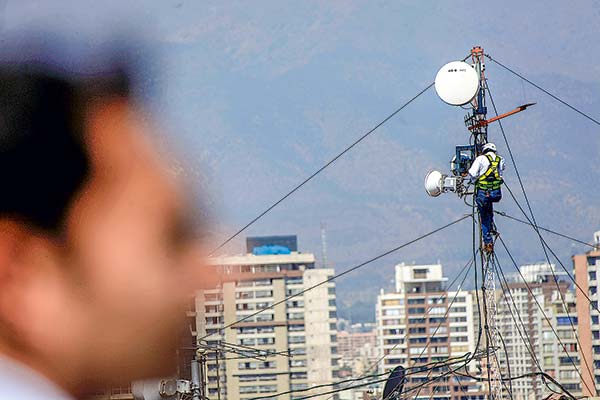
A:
[320, 222, 328, 269]
[425, 47, 534, 198]
[425, 46, 534, 400]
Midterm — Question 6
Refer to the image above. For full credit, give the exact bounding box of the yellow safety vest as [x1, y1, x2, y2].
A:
[476, 154, 503, 190]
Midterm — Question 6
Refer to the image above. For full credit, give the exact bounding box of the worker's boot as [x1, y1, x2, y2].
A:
[483, 243, 494, 253]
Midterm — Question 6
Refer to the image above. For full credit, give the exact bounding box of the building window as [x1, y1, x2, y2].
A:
[239, 362, 258, 370]
[287, 300, 304, 308]
[429, 317, 446, 324]
[286, 277, 303, 285]
[255, 290, 273, 298]
[239, 386, 258, 394]
[290, 359, 306, 367]
[288, 312, 304, 320]
[236, 291, 254, 300]
[257, 337, 275, 345]
[590, 271, 597, 281]
[556, 316, 577, 325]
[288, 336, 305, 344]
[428, 297, 445, 304]
[413, 268, 428, 279]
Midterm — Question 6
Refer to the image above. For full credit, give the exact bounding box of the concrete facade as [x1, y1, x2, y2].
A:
[496, 262, 582, 399]
[376, 263, 481, 400]
[196, 251, 339, 400]
[574, 231, 600, 398]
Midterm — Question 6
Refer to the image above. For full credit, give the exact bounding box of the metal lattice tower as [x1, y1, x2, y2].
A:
[483, 257, 502, 400]
[471, 47, 502, 400]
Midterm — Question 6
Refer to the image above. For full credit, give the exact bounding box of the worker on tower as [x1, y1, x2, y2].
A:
[466, 143, 505, 253]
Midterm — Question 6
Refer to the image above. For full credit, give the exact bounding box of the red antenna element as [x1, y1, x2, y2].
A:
[468, 103, 536, 131]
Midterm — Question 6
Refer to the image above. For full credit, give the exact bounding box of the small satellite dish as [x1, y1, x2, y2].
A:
[424, 170, 444, 197]
[382, 365, 406, 400]
[435, 61, 479, 106]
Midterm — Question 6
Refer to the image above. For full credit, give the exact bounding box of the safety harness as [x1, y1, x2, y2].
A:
[476, 153, 503, 190]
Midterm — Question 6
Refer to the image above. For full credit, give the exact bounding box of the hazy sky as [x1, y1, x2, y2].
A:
[5, 1, 599, 319]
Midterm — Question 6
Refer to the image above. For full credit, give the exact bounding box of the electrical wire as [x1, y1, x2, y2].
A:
[494, 240, 575, 399]
[487, 82, 595, 387]
[494, 210, 596, 249]
[399, 211, 484, 400]
[246, 354, 472, 400]
[495, 247, 549, 399]
[209, 82, 435, 256]
[454, 370, 577, 400]
[500, 181, 596, 383]
[385, 256, 476, 400]
[497, 188, 599, 392]
[267, 217, 479, 400]
[198, 338, 291, 358]
[494, 252, 545, 373]
[486, 254, 514, 399]
[485, 54, 600, 127]
[496, 235, 595, 395]
[200, 214, 471, 340]
[496, 205, 600, 315]
[323, 254, 475, 400]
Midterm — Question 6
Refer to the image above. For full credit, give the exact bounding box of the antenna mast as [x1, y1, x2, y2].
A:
[470, 46, 502, 400]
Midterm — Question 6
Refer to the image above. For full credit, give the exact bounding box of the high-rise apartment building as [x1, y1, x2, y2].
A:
[337, 329, 378, 377]
[376, 263, 481, 399]
[496, 262, 581, 399]
[195, 238, 339, 400]
[574, 231, 600, 398]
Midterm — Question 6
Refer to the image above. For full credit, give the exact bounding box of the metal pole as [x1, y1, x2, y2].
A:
[191, 358, 201, 400]
[215, 351, 221, 400]
[200, 355, 207, 400]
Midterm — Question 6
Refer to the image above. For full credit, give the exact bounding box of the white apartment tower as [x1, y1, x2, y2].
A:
[376, 263, 480, 399]
[195, 238, 339, 400]
[496, 262, 581, 399]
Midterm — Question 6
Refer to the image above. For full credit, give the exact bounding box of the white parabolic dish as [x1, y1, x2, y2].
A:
[434, 61, 479, 106]
[424, 170, 443, 197]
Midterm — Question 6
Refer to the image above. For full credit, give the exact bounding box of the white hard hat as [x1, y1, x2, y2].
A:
[483, 142, 497, 153]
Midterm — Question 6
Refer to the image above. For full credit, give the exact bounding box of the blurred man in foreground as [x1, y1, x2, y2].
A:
[0, 39, 214, 398]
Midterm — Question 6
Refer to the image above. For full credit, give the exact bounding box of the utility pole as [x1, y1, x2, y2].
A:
[470, 46, 502, 400]
[190, 354, 207, 400]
